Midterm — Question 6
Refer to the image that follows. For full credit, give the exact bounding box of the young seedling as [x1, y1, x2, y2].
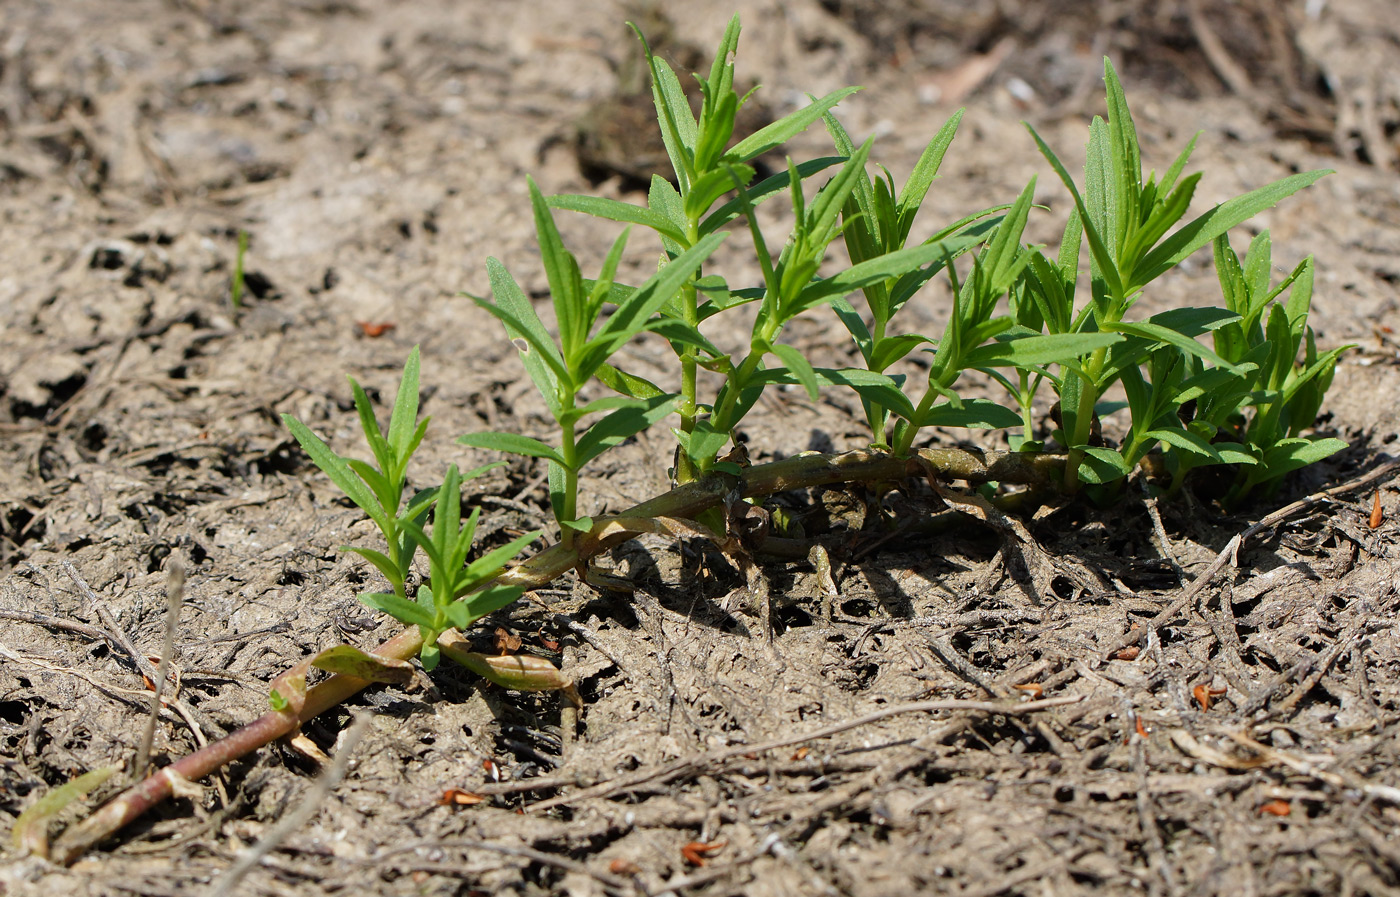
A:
[460, 177, 722, 543]
[282, 347, 435, 605]
[283, 349, 542, 669]
[548, 14, 859, 482]
[1023, 59, 1333, 490]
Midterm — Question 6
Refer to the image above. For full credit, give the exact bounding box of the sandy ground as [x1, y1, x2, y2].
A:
[3, 1, 1400, 894]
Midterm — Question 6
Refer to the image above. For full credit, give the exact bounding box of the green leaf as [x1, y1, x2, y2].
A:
[462, 530, 542, 587]
[348, 378, 388, 472]
[868, 334, 932, 372]
[343, 546, 406, 587]
[282, 415, 386, 527]
[596, 362, 669, 400]
[480, 258, 567, 406]
[649, 175, 688, 253]
[576, 232, 726, 383]
[978, 179, 1036, 298]
[770, 343, 821, 402]
[528, 178, 587, 362]
[1145, 427, 1223, 460]
[457, 431, 567, 467]
[814, 367, 917, 421]
[673, 421, 731, 464]
[1136, 170, 1332, 285]
[685, 164, 755, 222]
[1025, 123, 1127, 302]
[922, 398, 1023, 430]
[569, 393, 653, 421]
[1106, 320, 1243, 372]
[963, 332, 1124, 369]
[345, 459, 396, 522]
[639, 48, 698, 189]
[796, 234, 980, 306]
[643, 317, 725, 358]
[575, 394, 681, 466]
[895, 110, 964, 243]
[1102, 59, 1141, 250]
[830, 297, 874, 362]
[386, 346, 422, 459]
[548, 194, 687, 245]
[360, 591, 436, 628]
[310, 645, 414, 685]
[1257, 437, 1348, 478]
[726, 87, 861, 164]
[1078, 447, 1131, 484]
[443, 584, 525, 630]
[700, 157, 847, 236]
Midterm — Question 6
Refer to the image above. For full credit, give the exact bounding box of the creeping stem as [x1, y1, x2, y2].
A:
[51, 446, 1064, 864]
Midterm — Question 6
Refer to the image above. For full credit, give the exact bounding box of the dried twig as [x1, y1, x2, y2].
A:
[60, 562, 209, 749]
[1100, 455, 1400, 660]
[367, 839, 632, 895]
[135, 558, 185, 781]
[209, 712, 373, 897]
[524, 694, 1082, 813]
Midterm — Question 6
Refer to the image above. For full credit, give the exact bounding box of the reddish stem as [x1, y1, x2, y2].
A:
[51, 447, 1063, 863]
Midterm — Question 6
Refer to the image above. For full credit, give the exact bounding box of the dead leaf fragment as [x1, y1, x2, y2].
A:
[494, 627, 523, 654]
[1193, 683, 1228, 712]
[1371, 490, 1384, 528]
[356, 321, 396, 337]
[438, 788, 486, 806]
[681, 840, 727, 867]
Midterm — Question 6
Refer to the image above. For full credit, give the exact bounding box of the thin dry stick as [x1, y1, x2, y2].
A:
[135, 558, 185, 781]
[1224, 730, 1400, 805]
[525, 694, 1082, 813]
[369, 839, 632, 895]
[1100, 455, 1400, 660]
[208, 711, 373, 897]
[60, 561, 209, 749]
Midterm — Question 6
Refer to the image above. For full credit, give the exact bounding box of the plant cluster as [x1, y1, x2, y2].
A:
[287, 14, 1342, 670]
[39, 14, 1352, 863]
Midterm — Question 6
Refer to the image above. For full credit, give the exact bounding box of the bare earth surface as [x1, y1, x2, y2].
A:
[3, 1, 1400, 895]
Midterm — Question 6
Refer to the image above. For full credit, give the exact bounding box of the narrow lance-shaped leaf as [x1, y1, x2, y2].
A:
[963, 332, 1125, 368]
[576, 231, 726, 384]
[895, 109, 964, 244]
[457, 431, 567, 467]
[528, 178, 586, 362]
[547, 195, 687, 245]
[1026, 123, 1127, 302]
[1135, 169, 1331, 285]
[386, 346, 422, 460]
[770, 343, 821, 402]
[636, 42, 697, 189]
[574, 394, 681, 466]
[726, 87, 861, 164]
[282, 415, 386, 529]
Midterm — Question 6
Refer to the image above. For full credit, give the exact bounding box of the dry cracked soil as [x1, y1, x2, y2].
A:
[3, 1, 1400, 895]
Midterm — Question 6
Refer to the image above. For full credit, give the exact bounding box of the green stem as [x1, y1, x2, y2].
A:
[1062, 345, 1109, 491]
[674, 218, 705, 484]
[558, 389, 580, 549]
[892, 363, 959, 457]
